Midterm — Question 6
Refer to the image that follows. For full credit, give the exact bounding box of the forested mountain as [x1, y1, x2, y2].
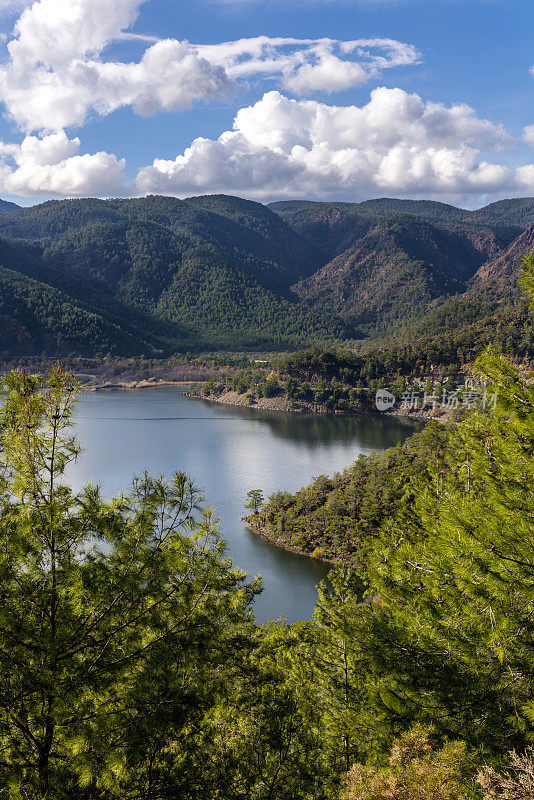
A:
[0, 199, 20, 214]
[0, 196, 353, 356]
[0, 193, 532, 358]
[292, 216, 500, 329]
[271, 196, 534, 348]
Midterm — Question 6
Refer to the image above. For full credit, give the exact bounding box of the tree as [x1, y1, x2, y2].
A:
[344, 726, 473, 800]
[291, 566, 371, 784]
[245, 489, 264, 515]
[362, 259, 534, 755]
[0, 365, 259, 798]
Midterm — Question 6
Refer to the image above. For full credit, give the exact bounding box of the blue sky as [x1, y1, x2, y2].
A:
[0, 0, 531, 207]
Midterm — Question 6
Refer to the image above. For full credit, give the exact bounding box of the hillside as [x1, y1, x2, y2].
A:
[0, 196, 354, 356]
[272, 197, 534, 343]
[0, 194, 532, 359]
[292, 216, 500, 331]
[0, 199, 20, 214]
[470, 225, 534, 297]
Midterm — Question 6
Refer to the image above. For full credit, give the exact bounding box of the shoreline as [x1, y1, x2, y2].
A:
[82, 378, 204, 392]
[244, 522, 336, 565]
[186, 389, 454, 424]
[185, 389, 329, 414]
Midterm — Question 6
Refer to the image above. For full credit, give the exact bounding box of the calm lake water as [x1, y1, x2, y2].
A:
[68, 388, 418, 622]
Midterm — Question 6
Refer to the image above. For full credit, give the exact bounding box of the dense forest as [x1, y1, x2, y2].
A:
[247, 423, 450, 562]
[195, 305, 533, 415]
[1, 259, 534, 798]
[0, 194, 533, 362]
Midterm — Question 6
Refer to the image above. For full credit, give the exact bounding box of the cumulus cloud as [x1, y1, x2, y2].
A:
[0, 0, 421, 132]
[0, 0, 231, 131]
[136, 87, 516, 202]
[0, 132, 125, 196]
[0, 0, 529, 204]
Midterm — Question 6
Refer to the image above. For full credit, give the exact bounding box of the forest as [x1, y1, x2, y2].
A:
[0, 260, 534, 799]
[0, 194, 533, 362]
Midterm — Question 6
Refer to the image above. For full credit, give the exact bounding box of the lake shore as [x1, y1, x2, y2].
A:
[186, 388, 455, 424]
[244, 522, 337, 565]
[185, 388, 329, 414]
[83, 378, 203, 392]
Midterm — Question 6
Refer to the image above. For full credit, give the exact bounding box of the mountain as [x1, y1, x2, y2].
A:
[470, 225, 534, 297]
[270, 196, 534, 237]
[270, 199, 521, 334]
[0, 195, 353, 356]
[292, 215, 503, 331]
[466, 198, 534, 230]
[0, 200, 20, 214]
[0, 193, 532, 359]
[0, 265, 147, 356]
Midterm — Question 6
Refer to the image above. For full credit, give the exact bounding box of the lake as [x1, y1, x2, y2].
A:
[69, 388, 419, 622]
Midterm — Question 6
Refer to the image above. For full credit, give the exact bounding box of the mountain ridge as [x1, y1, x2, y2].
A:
[0, 194, 531, 358]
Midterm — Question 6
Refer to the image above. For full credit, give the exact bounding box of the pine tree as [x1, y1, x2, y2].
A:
[0, 365, 260, 798]
[245, 489, 264, 515]
[291, 566, 372, 782]
[362, 257, 534, 755]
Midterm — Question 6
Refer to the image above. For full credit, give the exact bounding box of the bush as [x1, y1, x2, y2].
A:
[344, 726, 473, 800]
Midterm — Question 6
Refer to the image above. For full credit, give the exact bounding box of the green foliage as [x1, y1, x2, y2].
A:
[359, 343, 534, 755]
[255, 424, 449, 562]
[245, 489, 264, 514]
[0, 365, 263, 798]
[237, 254, 534, 797]
[520, 252, 534, 306]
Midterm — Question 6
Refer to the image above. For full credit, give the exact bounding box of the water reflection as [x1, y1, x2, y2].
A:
[69, 388, 420, 622]
[208, 401, 420, 447]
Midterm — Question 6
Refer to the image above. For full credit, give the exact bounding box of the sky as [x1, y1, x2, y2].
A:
[0, 0, 531, 207]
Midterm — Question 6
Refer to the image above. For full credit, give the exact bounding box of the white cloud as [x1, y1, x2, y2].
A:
[0, 132, 125, 196]
[0, 0, 231, 131]
[0, 0, 421, 132]
[516, 164, 534, 189]
[136, 88, 516, 202]
[524, 125, 534, 148]
[9, 0, 144, 67]
[197, 37, 420, 95]
[2, 39, 232, 132]
[0, 0, 527, 205]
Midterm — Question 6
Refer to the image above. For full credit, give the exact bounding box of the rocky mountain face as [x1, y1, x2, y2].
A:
[271, 197, 534, 333]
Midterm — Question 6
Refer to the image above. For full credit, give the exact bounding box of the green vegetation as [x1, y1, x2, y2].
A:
[0, 196, 354, 356]
[1, 287, 534, 795]
[252, 423, 448, 562]
[244, 489, 264, 514]
[0, 194, 533, 363]
[2, 215, 534, 796]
